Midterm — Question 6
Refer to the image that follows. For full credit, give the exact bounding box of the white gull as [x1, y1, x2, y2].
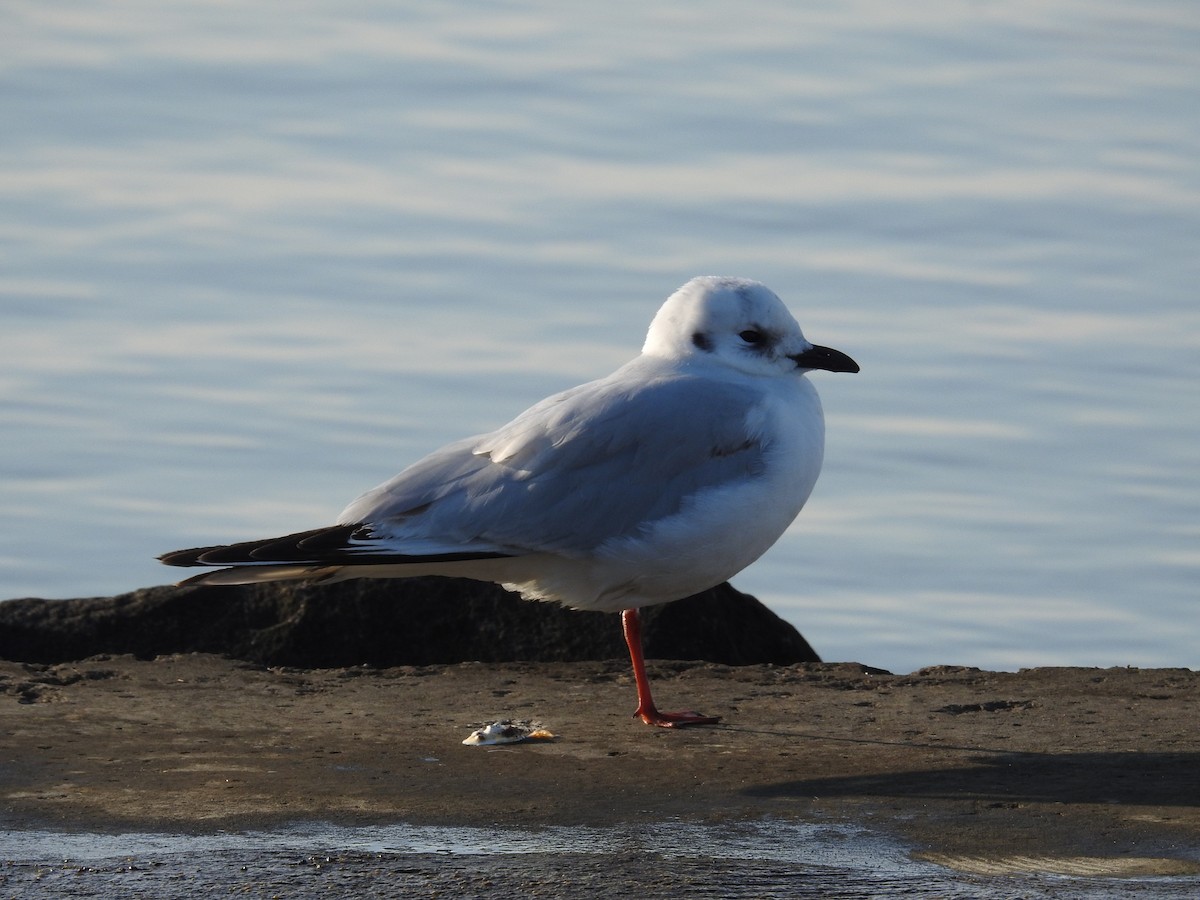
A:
[161, 276, 859, 727]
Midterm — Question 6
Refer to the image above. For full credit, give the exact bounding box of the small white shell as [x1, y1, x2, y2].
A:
[462, 720, 555, 746]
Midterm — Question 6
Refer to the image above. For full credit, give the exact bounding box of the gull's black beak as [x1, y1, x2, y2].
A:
[790, 344, 860, 373]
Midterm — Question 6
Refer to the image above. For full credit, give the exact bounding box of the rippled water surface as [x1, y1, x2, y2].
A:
[2, 821, 1196, 900]
[2, 1, 1197, 673]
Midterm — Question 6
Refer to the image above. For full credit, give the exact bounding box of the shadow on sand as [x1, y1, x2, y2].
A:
[744, 750, 1200, 808]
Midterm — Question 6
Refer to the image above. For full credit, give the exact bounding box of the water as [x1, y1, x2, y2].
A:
[2, 821, 1195, 899]
[2, 1, 1197, 674]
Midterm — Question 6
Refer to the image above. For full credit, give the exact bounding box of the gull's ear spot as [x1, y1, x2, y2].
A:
[691, 331, 714, 352]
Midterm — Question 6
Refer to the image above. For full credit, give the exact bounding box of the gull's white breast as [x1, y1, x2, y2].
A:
[501, 375, 826, 613]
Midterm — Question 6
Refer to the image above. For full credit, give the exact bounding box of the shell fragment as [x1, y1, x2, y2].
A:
[462, 720, 555, 746]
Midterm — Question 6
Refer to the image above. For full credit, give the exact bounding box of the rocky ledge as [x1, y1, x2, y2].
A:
[0, 578, 819, 667]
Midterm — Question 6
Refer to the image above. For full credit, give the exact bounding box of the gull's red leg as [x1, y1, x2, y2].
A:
[621, 608, 720, 727]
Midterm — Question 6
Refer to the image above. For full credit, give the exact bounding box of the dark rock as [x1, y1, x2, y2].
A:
[0, 578, 819, 668]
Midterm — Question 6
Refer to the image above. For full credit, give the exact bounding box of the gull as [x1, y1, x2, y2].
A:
[160, 276, 859, 727]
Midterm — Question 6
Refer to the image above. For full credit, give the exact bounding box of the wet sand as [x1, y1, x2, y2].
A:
[2, 653, 1198, 866]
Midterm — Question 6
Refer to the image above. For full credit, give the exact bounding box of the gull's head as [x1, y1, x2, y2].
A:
[643, 276, 860, 378]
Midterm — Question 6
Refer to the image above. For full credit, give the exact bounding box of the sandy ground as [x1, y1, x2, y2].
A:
[2, 653, 1198, 886]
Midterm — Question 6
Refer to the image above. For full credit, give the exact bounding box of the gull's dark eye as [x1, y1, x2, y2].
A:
[739, 329, 764, 344]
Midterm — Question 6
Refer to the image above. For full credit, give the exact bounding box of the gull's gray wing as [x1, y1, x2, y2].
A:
[337, 362, 769, 556]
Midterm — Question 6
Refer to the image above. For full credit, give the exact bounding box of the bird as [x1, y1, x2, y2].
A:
[160, 276, 859, 727]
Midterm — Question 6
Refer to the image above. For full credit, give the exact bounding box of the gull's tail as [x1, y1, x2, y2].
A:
[159, 523, 513, 588]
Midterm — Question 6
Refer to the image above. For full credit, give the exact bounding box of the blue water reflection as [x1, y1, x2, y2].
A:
[2, 2, 1196, 673]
